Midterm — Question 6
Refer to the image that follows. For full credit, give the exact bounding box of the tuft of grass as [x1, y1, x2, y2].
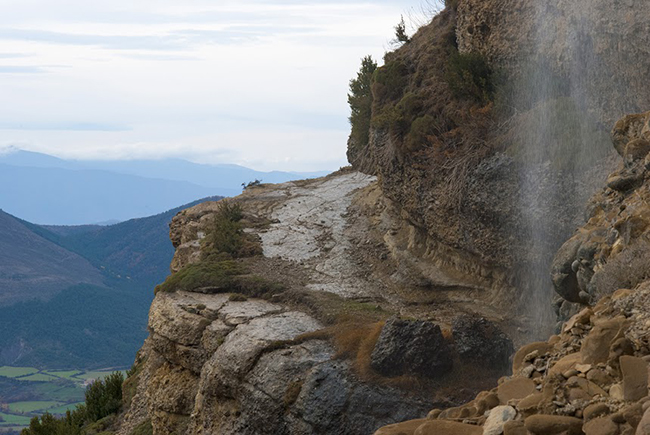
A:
[228, 293, 248, 302]
[154, 261, 244, 294]
[283, 380, 304, 409]
[155, 260, 284, 298]
[130, 419, 153, 435]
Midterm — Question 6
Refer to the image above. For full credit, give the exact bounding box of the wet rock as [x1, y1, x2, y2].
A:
[513, 342, 553, 373]
[345, 382, 434, 435]
[620, 356, 649, 402]
[373, 419, 427, 435]
[637, 407, 650, 435]
[552, 236, 585, 303]
[497, 378, 537, 404]
[581, 317, 627, 364]
[524, 415, 584, 435]
[293, 360, 350, 433]
[371, 318, 452, 378]
[452, 315, 514, 370]
[583, 416, 619, 435]
[483, 406, 517, 435]
[414, 420, 483, 435]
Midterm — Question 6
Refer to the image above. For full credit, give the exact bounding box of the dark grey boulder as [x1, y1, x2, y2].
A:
[370, 317, 452, 378]
[452, 315, 514, 370]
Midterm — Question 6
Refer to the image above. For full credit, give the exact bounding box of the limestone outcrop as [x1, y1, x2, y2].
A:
[116, 170, 515, 435]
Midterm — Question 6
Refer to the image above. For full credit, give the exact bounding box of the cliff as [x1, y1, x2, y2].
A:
[112, 1, 650, 434]
[115, 171, 517, 435]
[373, 112, 650, 435]
[349, 0, 650, 331]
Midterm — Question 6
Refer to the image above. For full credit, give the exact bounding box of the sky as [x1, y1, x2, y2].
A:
[0, 0, 442, 172]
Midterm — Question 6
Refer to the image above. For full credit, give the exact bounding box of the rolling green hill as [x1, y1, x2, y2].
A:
[0, 196, 222, 369]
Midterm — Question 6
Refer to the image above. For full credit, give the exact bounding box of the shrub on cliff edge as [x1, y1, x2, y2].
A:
[347, 55, 377, 165]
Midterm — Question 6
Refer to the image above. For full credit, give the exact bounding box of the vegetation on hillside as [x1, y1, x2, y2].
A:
[1, 197, 221, 370]
[155, 200, 281, 298]
[0, 285, 148, 369]
[21, 372, 124, 435]
[445, 50, 493, 102]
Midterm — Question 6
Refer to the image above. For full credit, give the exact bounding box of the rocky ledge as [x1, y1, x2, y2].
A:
[118, 291, 435, 435]
[117, 170, 515, 435]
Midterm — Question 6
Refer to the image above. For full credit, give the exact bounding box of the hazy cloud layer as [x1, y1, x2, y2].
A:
[0, 0, 435, 171]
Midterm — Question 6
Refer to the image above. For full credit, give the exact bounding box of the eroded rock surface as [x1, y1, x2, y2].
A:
[119, 290, 441, 435]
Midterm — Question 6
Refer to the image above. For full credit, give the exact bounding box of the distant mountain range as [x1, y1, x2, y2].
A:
[0, 150, 329, 225]
[0, 197, 221, 369]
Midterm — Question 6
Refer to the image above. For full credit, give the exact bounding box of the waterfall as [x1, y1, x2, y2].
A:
[513, 1, 620, 338]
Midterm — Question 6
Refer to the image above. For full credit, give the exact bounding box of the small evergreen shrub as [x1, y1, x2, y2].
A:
[21, 372, 124, 435]
[406, 115, 437, 151]
[445, 50, 493, 102]
[373, 60, 409, 102]
[202, 200, 262, 260]
[84, 372, 124, 422]
[394, 16, 409, 44]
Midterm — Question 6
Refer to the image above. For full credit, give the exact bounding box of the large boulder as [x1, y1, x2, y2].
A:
[371, 318, 452, 378]
[452, 315, 514, 370]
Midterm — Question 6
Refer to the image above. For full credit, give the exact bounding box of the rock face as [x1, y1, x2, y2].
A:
[373, 111, 650, 435]
[118, 287, 436, 435]
[551, 110, 650, 314]
[456, 0, 650, 128]
[351, 0, 650, 331]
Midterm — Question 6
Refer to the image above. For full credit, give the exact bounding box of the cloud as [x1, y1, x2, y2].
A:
[0, 65, 48, 73]
[0, 53, 31, 58]
[0, 0, 427, 171]
[0, 122, 132, 132]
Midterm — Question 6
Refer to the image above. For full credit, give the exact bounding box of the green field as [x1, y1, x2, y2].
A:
[0, 366, 38, 378]
[46, 402, 84, 415]
[75, 370, 127, 381]
[18, 373, 59, 382]
[0, 412, 32, 425]
[7, 401, 63, 413]
[44, 370, 82, 380]
[0, 366, 128, 431]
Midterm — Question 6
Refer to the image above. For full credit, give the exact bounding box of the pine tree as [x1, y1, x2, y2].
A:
[347, 56, 378, 165]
